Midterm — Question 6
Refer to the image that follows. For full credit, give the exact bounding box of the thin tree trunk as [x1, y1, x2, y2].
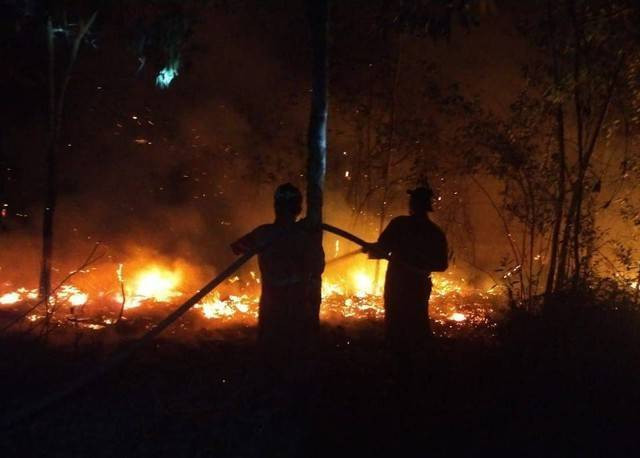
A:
[39, 18, 56, 306]
[569, 0, 585, 290]
[528, 190, 535, 302]
[571, 180, 583, 288]
[543, 0, 566, 304]
[556, 24, 623, 291]
[471, 176, 524, 295]
[545, 104, 566, 299]
[555, 195, 574, 290]
[39, 13, 97, 312]
[374, 47, 402, 292]
[306, 0, 328, 328]
[569, 54, 623, 289]
[634, 264, 640, 307]
[374, 156, 391, 292]
[347, 73, 374, 218]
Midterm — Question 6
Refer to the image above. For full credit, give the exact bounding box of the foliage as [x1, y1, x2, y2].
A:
[459, 0, 640, 307]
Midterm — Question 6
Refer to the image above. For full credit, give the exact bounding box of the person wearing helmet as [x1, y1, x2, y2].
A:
[365, 184, 448, 351]
[231, 183, 325, 355]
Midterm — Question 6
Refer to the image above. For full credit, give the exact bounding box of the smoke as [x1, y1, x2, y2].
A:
[0, 6, 313, 292]
[4, 2, 635, 300]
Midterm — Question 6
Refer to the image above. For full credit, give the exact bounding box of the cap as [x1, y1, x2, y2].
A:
[407, 186, 434, 202]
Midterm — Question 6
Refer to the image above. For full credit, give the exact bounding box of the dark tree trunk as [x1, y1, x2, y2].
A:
[569, 0, 584, 290]
[635, 265, 640, 307]
[306, 0, 328, 224]
[571, 179, 584, 288]
[306, 0, 328, 328]
[374, 48, 401, 291]
[39, 14, 96, 308]
[544, 0, 566, 302]
[40, 147, 56, 304]
[39, 18, 56, 305]
[544, 104, 566, 300]
[556, 7, 622, 292]
[568, 54, 622, 289]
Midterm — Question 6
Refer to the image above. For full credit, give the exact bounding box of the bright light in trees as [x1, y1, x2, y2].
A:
[155, 60, 179, 89]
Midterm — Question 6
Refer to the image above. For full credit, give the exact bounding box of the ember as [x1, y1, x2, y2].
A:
[0, 292, 20, 305]
[0, 255, 498, 338]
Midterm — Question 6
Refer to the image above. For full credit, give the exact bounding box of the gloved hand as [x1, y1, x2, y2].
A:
[361, 242, 374, 254]
[363, 242, 388, 260]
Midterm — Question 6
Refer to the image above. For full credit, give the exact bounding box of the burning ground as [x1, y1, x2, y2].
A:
[0, 207, 637, 457]
[0, 243, 500, 340]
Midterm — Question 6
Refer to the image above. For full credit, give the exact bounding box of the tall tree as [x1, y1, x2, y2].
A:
[462, 0, 640, 305]
[306, 0, 329, 327]
[39, 12, 97, 310]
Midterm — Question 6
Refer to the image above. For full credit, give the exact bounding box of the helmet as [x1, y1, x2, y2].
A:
[274, 183, 302, 215]
[406, 186, 434, 203]
[274, 183, 302, 203]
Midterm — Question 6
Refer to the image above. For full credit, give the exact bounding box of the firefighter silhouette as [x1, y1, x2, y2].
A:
[231, 183, 324, 353]
[365, 185, 448, 350]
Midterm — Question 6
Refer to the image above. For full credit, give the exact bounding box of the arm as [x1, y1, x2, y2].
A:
[230, 229, 258, 255]
[428, 229, 449, 272]
[365, 219, 398, 260]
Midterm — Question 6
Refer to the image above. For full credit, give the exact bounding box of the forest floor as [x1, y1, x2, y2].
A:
[0, 305, 639, 457]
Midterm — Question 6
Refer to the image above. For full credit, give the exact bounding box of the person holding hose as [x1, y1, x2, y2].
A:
[231, 183, 325, 357]
[364, 185, 448, 353]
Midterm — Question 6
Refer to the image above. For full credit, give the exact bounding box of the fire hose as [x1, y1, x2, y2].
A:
[1, 223, 375, 431]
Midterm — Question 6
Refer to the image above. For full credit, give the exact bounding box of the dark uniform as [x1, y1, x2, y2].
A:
[232, 221, 324, 351]
[373, 214, 448, 349]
